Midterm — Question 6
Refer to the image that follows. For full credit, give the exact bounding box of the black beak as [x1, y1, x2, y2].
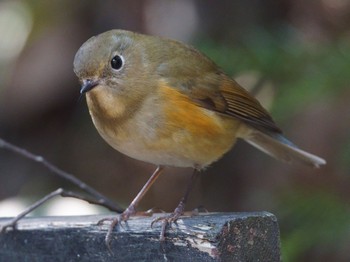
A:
[80, 80, 99, 94]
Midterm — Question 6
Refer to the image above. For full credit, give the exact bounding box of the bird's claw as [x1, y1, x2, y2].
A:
[151, 212, 182, 241]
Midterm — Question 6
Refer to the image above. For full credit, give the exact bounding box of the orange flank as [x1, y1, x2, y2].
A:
[155, 83, 241, 167]
[160, 84, 223, 137]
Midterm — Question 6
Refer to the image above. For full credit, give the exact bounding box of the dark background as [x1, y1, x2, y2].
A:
[0, 1, 349, 261]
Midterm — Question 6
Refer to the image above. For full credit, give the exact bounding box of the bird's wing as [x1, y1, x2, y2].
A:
[165, 70, 282, 135]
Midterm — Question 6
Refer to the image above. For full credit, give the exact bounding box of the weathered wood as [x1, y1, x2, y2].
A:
[0, 212, 280, 261]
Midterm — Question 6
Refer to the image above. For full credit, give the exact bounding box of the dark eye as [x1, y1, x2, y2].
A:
[111, 55, 123, 70]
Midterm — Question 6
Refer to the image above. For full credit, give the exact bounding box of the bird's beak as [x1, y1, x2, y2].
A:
[80, 79, 99, 94]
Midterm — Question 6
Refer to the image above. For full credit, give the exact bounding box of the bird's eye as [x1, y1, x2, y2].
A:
[111, 55, 123, 70]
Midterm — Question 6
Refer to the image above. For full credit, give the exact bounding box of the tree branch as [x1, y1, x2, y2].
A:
[0, 137, 124, 213]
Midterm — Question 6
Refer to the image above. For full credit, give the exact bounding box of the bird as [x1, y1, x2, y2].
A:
[73, 29, 326, 246]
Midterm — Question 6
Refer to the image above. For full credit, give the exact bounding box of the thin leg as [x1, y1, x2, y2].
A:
[122, 166, 165, 220]
[0, 188, 119, 233]
[152, 169, 200, 241]
[102, 165, 165, 252]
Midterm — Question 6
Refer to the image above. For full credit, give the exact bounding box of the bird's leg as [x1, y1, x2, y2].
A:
[119, 166, 165, 221]
[99, 165, 164, 251]
[151, 168, 200, 241]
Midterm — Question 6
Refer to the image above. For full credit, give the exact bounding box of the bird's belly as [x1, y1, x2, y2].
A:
[91, 107, 241, 169]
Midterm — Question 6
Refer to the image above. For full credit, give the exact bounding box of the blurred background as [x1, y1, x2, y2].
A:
[0, 0, 349, 261]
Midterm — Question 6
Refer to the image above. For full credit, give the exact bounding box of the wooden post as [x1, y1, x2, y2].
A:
[0, 212, 280, 261]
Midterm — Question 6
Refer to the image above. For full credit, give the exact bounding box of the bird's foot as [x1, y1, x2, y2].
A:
[97, 204, 137, 253]
[151, 200, 186, 242]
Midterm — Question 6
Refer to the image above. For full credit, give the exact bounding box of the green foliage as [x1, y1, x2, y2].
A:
[277, 191, 350, 262]
[339, 137, 350, 173]
[197, 28, 350, 120]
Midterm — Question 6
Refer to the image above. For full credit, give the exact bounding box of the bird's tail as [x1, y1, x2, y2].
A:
[243, 129, 326, 168]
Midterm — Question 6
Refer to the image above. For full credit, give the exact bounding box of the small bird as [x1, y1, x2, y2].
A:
[74, 29, 325, 245]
